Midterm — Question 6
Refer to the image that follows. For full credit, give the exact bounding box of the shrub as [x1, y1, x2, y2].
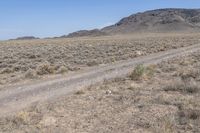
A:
[36, 62, 55, 75]
[87, 60, 98, 66]
[179, 109, 200, 120]
[16, 111, 30, 124]
[153, 116, 176, 133]
[163, 81, 200, 94]
[130, 64, 155, 80]
[178, 109, 200, 126]
[0, 68, 13, 74]
[130, 64, 145, 80]
[56, 66, 68, 74]
[24, 69, 37, 79]
[75, 90, 85, 95]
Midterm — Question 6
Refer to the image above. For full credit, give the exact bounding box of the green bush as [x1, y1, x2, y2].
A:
[130, 64, 155, 80]
[130, 64, 146, 80]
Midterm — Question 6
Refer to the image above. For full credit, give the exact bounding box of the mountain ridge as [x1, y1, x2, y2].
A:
[64, 8, 200, 38]
[11, 8, 200, 40]
[102, 8, 200, 34]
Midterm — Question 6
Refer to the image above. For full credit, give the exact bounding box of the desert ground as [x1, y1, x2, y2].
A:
[1, 33, 200, 86]
[0, 33, 200, 132]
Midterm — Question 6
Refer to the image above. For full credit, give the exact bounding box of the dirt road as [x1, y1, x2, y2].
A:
[0, 44, 200, 116]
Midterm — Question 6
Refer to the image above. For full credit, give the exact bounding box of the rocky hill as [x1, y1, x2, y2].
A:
[102, 8, 200, 34]
[65, 8, 200, 37]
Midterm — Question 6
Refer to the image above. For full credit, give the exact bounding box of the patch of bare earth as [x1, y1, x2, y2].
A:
[0, 33, 200, 86]
[1, 48, 200, 132]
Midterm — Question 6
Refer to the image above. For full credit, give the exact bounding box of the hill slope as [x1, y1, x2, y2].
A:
[66, 8, 200, 37]
[65, 29, 108, 38]
[102, 8, 200, 34]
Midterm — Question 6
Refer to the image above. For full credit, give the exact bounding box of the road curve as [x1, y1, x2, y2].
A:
[0, 43, 200, 116]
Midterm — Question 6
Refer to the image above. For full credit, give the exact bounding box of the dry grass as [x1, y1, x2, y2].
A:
[1, 34, 200, 132]
[1, 51, 200, 132]
[163, 81, 200, 94]
[1, 33, 200, 85]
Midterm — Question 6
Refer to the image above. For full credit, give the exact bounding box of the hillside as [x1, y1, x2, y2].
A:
[66, 8, 200, 37]
[102, 8, 200, 34]
[64, 29, 108, 38]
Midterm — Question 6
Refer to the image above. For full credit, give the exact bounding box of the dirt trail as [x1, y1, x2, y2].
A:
[0, 44, 200, 116]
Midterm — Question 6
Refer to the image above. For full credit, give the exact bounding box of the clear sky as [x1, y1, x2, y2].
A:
[0, 0, 200, 40]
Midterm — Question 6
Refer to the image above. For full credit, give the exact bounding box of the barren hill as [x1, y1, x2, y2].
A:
[102, 8, 200, 34]
[66, 8, 200, 37]
[11, 36, 40, 40]
[64, 29, 108, 38]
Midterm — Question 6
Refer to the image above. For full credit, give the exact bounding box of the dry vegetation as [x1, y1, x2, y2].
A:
[0, 33, 200, 85]
[0, 42, 200, 132]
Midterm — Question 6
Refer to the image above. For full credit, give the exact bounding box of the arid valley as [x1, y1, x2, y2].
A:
[1, 7, 200, 133]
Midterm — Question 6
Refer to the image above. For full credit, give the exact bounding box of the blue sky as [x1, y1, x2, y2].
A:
[0, 0, 200, 40]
